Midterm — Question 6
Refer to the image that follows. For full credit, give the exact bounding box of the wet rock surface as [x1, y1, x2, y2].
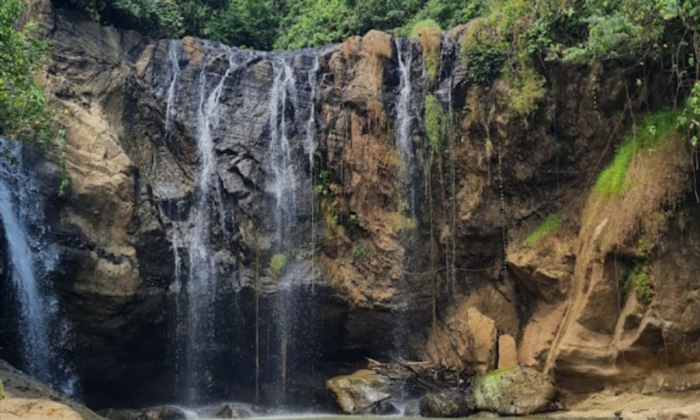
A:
[418, 391, 473, 418]
[0, 359, 106, 420]
[471, 366, 558, 416]
[326, 370, 391, 414]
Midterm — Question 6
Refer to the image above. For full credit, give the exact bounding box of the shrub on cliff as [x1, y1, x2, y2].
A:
[1, 0, 68, 191]
[0, 0, 52, 143]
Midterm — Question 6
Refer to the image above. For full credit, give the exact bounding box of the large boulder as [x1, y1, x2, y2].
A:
[326, 369, 391, 414]
[472, 366, 558, 415]
[418, 391, 473, 418]
[0, 359, 106, 420]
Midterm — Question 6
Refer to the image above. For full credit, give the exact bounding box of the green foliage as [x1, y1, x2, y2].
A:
[0, 0, 54, 144]
[596, 109, 680, 198]
[409, 19, 442, 82]
[0, 0, 70, 193]
[409, 18, 440, 38]
[315, 169, 331, 196]
[678, 81, 700, 147]
[502, 59, 546, 116]
[463, 41, 507, 87]
[399, 0, 484, 37]
[425, 94, 447, 155]
[347, 0, 417, 36]
[57, 0, 186, 38]
[205, 0, 278, 50]
[274, 0, 350, 50]
[459, 0, 551, 116]
[623, 259, 654, 305]
[270, 253, 287, 275]
[523, 213, 560, 246]
[55, 0, 700, 60]
[564, 0, 697, 62]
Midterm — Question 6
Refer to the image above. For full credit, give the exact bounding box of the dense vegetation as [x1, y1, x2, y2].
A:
[0, 0, 53, 144]
[50, 0, 474, 49]
[1, 0, 67, 191]
[51, 0, 700, 127]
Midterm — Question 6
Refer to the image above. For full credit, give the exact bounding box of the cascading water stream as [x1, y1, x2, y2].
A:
[438, 35, 458, 291]
[392, 38, 421, 356]
[267, 57, 298, 405]
[180, 46, 241, 404]
[165, 41, 181, 135]
[154, 41, 323, 406]
[304, 56, 319, 289]
[395, 38, 418, 216]
[264, 53, 320, 406]
[0, 139, 76, 395]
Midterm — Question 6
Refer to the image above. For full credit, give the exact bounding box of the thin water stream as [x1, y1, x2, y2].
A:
[0, 139, 76, 395]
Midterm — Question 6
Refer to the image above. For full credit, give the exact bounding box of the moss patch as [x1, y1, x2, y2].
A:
[270, 253, 287, 275]
[523, 214, 560, 246]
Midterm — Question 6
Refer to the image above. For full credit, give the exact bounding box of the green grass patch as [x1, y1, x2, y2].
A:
[623, 259, 654, 305]
[523, 213, 560, 246]
[595, 109, 681, 198]
[409, 18, 440, 38]
[409, 19, 442, 82]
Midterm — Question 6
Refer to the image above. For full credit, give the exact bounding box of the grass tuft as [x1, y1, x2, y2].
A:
[595, 109, 681, 198]
[410, 19, 442, 82]
[523, 213, 560, 246]
[425, 94, 447, 155]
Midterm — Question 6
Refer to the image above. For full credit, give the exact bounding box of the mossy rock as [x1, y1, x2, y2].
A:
[326, 369, 390, 414]
[419, 390, 473, 418]
[472, 366, 558, 415]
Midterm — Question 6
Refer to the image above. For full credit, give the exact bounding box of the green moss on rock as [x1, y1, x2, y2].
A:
[419, 390, 473, 418]
[472, 366, 558, 416]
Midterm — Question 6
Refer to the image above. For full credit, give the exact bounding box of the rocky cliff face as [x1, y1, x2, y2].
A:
[1, 0, 700, 412]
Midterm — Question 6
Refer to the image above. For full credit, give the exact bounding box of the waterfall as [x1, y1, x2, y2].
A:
[176, 46, 241, 404]
[393, 38, 418, 356]
[165, 41, 181, 135]
[305, 56, 319, 289]
[265, 53, 320, 406]
[437, 34, 458, 291]
[153, 40, 324, 405]
[395, 38, 418, 215]
[267, 57, 298, 406]
[269, 58, 299, 238]
[0, 139, 76, 395]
